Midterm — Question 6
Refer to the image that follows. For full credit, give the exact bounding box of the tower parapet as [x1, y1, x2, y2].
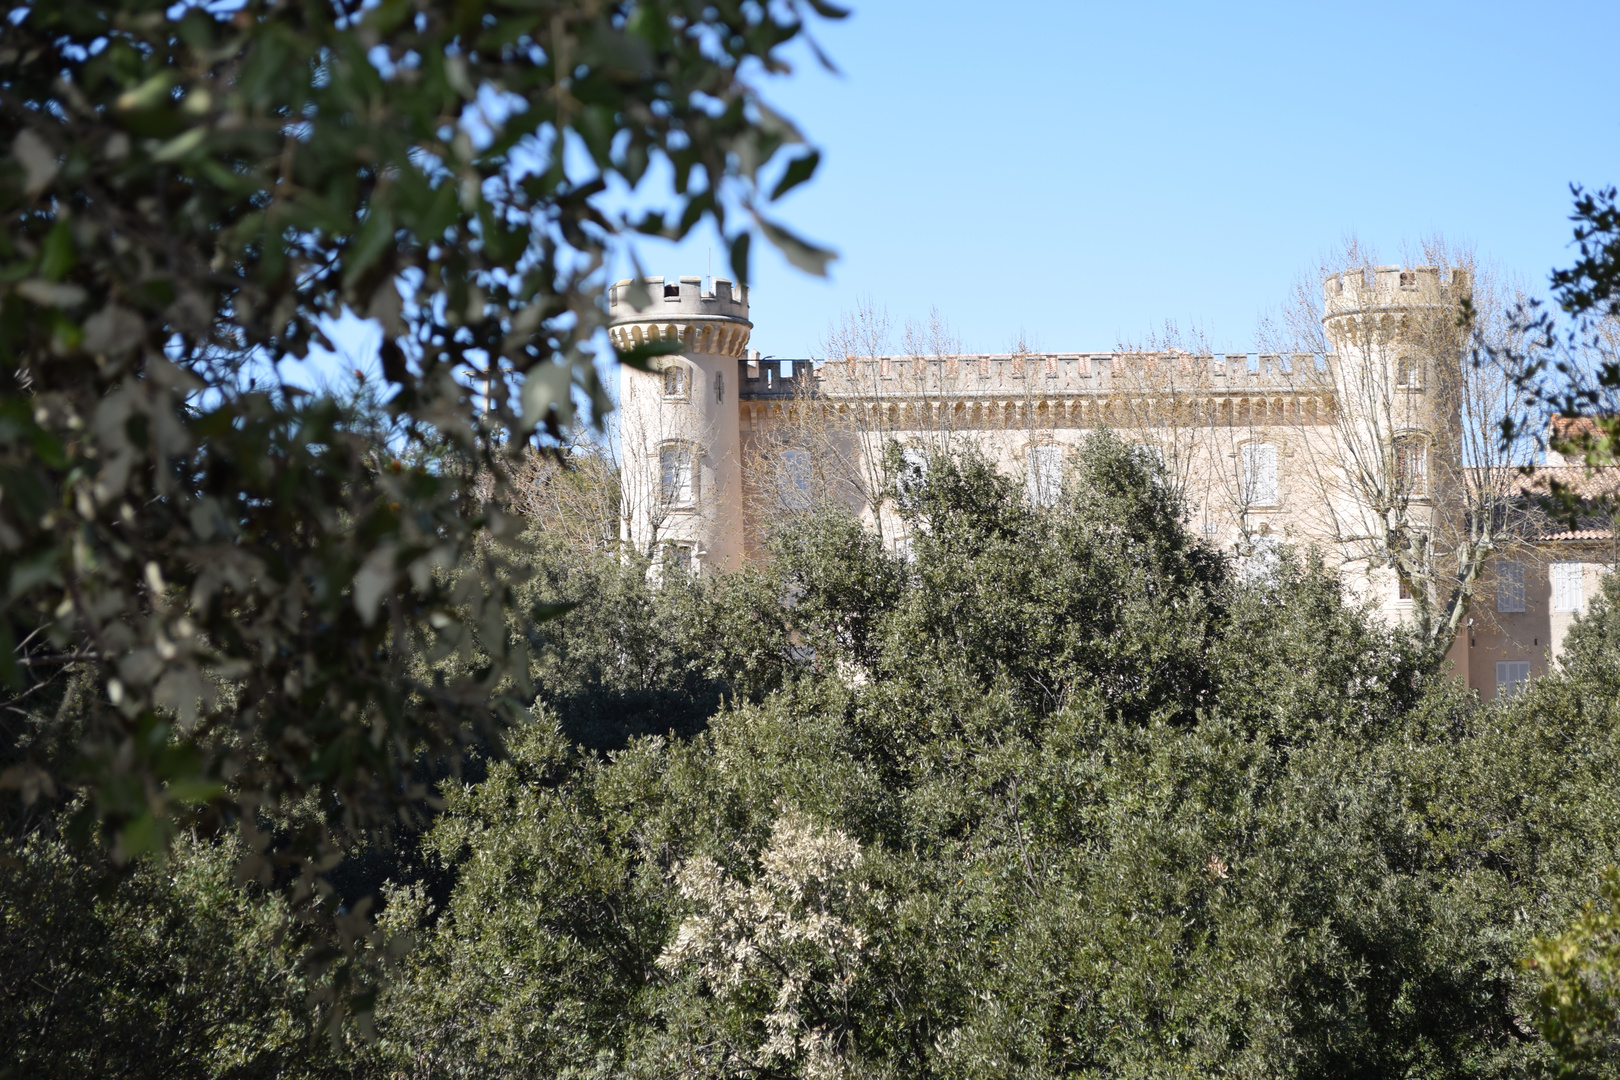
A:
[608, 276, 752, 358]
[1322, 265, 1469, 344]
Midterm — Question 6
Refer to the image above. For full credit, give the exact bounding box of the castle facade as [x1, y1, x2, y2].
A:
[608, 269, 1616, 701]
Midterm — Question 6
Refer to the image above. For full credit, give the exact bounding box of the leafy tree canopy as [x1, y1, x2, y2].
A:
[11, 432, 1620, 1075]
[0, 0, 839, 1021]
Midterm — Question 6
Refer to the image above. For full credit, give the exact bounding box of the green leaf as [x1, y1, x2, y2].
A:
[150, 126, 208, 164]
[0, 618, 16, 690]
[164, 779, 226, 805]
[532, 601, 578, 623]
[757, 217, 836, 277]
[804, 0, 852, 17]
[613, 336, 683, 373]
[118, 813, 167, 860]
[770, 150, 820, 201]
[7, 549, 60, 599]
[344, 206, 397, 288]
[114, 71, 179, 113]
[729, 230, 752, 287]
[39, 219, 75, 282]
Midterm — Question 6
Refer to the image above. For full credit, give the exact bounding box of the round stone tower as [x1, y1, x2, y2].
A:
[1321, 264, 1469, 451]
[1321, 264, 1471, 614]
[609, 275, 751, 572]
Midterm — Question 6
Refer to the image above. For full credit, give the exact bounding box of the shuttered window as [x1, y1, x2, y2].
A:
[660, 444, 695, 505]
[1496, 562, 1525, 613]
[779, 449, 812, 510]
[1496, 661, 1531, 698]
[1552, 563, 1585, 613]
[1027, 445, 1063, 507]
[1241, 443, 1278, 506]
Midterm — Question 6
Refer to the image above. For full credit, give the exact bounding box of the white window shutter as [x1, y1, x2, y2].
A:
[660, 445, 694, 504]
[1552, 563, 1583, 613]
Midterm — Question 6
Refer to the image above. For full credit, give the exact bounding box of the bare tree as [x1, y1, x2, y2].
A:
[1111, 322, 1239, 529]
[1261, 236, 1543, 655]
[745, 301, 983, 550]
[505, 429, 621, 554]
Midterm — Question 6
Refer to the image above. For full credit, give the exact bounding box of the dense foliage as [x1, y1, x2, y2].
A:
[0, 0, 839, 1020]
[11, 432, 1620, 1077]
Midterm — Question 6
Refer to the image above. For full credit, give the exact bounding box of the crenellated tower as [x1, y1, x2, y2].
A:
[609, 276, 751, 572]
[1323, 264, 1468, 413]
[1322, 264, 1470, 494]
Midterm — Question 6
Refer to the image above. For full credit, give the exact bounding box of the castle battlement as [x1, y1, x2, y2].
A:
[737, 351, 1336, 400]
[607, 276, 753, 358]
[1323, 264, 1471, 317]
[609, 276, 751, 322]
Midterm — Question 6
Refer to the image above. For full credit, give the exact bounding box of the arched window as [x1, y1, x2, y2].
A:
[1396, 354, 1420, 387]
[662, 541, 696, 576]
[1395, 435, 1427, 498]
[659, 443, 696, 507]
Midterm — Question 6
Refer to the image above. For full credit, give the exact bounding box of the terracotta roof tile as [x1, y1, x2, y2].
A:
[1508, 465, 1620, 540]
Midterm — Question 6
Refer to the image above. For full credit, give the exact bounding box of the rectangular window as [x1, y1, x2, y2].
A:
[663, 366, 686, 397]
[1244, 535, 1280, 583]
[1552, 562, 1585, 613]
[1396, 437, 1427, 497]
[664, 542, 695, 575]
[1027, 444, 1063, 507]
[1241, 443, 1279, 506]
[1495, 661, 1531, 699]
[898, 446, 928, 504]
[1496, 561, 1525, 613]
[660, 445, 694, 506]
[779, 449, 812, 510]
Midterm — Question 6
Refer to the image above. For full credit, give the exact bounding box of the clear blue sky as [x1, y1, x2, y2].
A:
[627, 0, 1620, 359]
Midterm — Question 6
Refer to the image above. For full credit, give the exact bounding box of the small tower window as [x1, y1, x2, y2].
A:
[663, 541, 696, 575]
[1395, 436, 1427, 497]
[778, 449, 813, 511]
[898, 446, 928, 504]
[1396, 355, 1420, 387]
[660, 444, 696, 506]
[663, 365, 688, 398]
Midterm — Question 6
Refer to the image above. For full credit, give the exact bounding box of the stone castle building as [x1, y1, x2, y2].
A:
[607, 269, 1617, 701]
